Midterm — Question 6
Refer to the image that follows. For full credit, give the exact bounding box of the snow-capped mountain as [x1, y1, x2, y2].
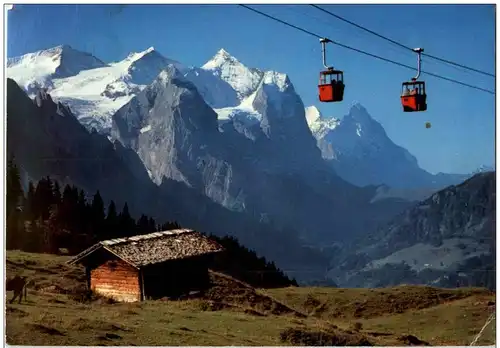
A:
[199, 48, 263, 102]
[7, 44, 107, 93]
[7, 45, 183, 133]
[7, 44, 412, 245]
[185, 49, 323, 175]
[306, 104, 471, 190]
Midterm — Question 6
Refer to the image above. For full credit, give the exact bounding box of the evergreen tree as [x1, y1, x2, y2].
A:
[59, 184, 78, 233]
[118, 202, 136, 236]
[105, 200, 119, 240]
[46, 176, 55, 205]
[76, 189, 88, 234]
[90, 190, 105, 240]
[148, 217, 157, 233]
[24, 181, 36, 221]
[6, 155, 23, 215]
[53, 180, 61, 207]
[137, 214, 150, 234]
[34, 177, 53, 220]
[6, 156, 24, 250]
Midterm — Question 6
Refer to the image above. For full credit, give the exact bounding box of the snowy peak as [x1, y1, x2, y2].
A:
[309, 102, 429, 188]
[54, 45, 108, 77]
[125, 46, 157, 61]
[124, 47, 183, 85]
[305, 106, 340, 138]
[201, 48, 263, 100]
[305, 106, 322, 125]
[202, 48, 240, 70]
[8, 44, 107, 77]
[7, 43, 189, 132]
[124, 46, 182, 69]
[261, 71, 291, 92]
[7, 44, 108, 94]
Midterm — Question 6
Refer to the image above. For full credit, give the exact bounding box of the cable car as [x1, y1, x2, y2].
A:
[401, 48, 427, 112]
[318, 38, 344, 103]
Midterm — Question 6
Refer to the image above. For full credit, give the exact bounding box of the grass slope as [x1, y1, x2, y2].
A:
[5, 251, 496, 346]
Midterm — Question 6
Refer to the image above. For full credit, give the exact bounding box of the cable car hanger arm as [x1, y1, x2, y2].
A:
[412, 48, 424, 81]
[320, 38, 333, 69]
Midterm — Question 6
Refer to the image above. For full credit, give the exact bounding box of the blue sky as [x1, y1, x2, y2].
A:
[7, 4, 495, 174]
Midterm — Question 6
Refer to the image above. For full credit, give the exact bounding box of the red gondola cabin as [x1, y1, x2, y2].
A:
[401, 81, 427, 112]
[319, 69, 344, 102]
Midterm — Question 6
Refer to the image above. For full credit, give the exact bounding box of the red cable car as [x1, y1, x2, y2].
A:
[318, 38, 344, 103]
[401, 48, 427, 112]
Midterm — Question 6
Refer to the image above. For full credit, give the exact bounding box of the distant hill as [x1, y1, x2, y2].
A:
[327, 172, 496, 290]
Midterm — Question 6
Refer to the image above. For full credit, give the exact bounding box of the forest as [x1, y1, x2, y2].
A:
[6, 156, 297, 288]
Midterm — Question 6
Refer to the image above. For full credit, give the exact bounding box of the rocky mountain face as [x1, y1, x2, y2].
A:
[306, 104, 471, 193]
[6, 77, 335, 284]
[326, 171, 496, 289]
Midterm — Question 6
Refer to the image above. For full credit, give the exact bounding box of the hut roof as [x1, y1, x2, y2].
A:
[67, 229, 224, 268]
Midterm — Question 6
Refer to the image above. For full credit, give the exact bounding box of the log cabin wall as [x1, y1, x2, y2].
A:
[90, 258, 141, 302]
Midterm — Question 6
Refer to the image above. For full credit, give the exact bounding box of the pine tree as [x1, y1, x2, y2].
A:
[148, 217, 157, 233]
[59, 184, 78, 233]
[34, 177, 53, 220]
[105, 200, 119, 240]
[76, 189, 88, 235]
[6, 155, 23, 216]
[46, 176, 55, 205]
[23, 181, 36, 221]
[53, 180, 62, 207]
[6, 156, 24, 250]
[90, 190, 105, 241]
[118, 202, 136, 236]
[137, 214, 150, 234]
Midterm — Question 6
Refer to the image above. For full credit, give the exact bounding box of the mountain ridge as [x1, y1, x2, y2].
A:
[327, 171, 496, 289]
[306, 104, 472, 192]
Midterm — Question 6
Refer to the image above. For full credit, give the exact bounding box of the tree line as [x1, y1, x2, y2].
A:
[6, 156, 297, 288]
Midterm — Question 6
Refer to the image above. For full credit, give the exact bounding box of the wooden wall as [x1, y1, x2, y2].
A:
[90, 258, 141, 302]
[143, 255, 212, 300]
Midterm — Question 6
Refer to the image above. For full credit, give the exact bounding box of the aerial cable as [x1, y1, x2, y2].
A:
[309, 4, 495, 78]
[239, 4, 494, 95]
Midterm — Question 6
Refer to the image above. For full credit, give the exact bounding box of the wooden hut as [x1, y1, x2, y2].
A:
[67, 229, 224, 302]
